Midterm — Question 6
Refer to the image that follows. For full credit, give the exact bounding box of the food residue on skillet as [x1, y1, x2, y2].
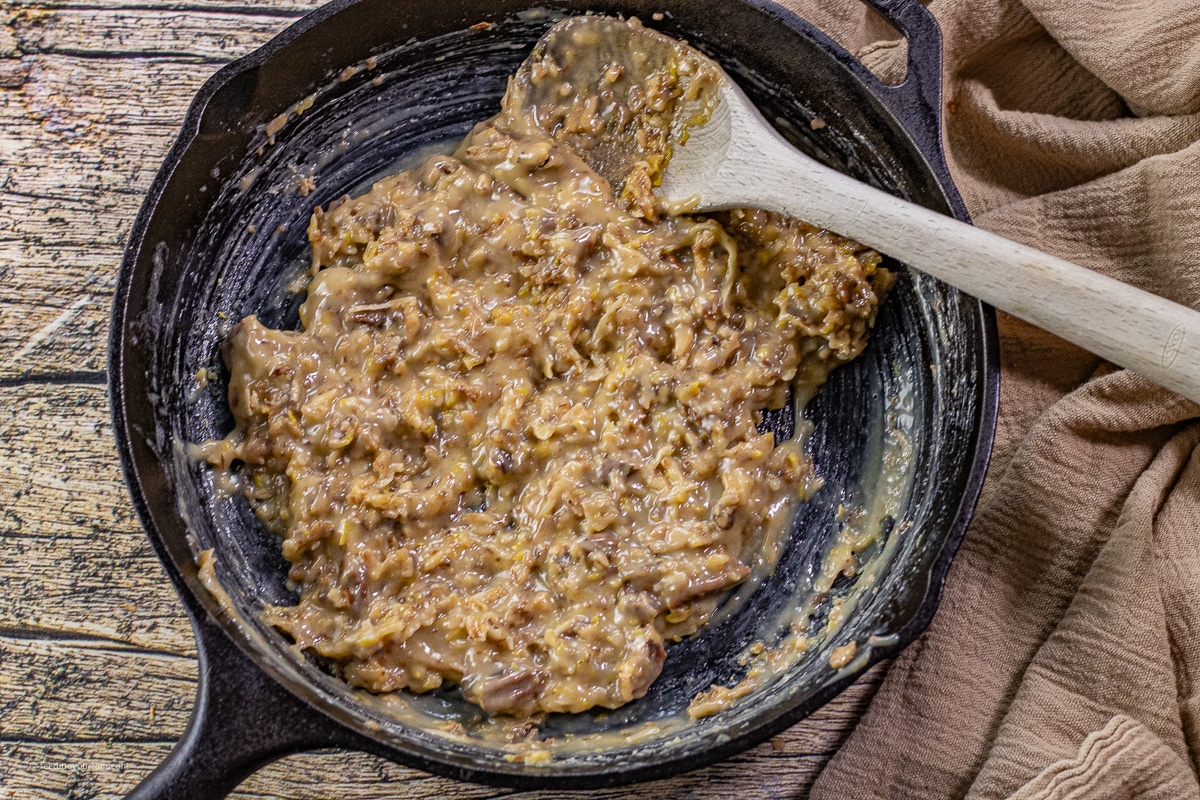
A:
[195, 16, 894, 719]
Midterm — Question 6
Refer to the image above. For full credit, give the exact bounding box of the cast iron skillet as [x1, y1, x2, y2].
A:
[110, 0, 999, 796]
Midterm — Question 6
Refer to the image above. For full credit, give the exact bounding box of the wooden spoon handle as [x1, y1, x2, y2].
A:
[716, 131, 1200, 404]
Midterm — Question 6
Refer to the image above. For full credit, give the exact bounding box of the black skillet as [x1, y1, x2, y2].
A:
[110, 0, 998, 796]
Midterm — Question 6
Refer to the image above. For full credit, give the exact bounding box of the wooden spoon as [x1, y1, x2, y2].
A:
[661, 74, 1200, 404]
[511, 16, 1200, 403]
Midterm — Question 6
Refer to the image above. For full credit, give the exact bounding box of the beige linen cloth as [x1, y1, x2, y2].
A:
[770, 0, 1200, 797]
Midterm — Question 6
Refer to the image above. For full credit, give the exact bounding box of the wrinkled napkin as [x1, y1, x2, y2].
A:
[772, 1, 1200, 797]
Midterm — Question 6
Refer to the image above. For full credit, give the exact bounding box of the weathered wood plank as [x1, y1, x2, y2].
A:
[0, 185, 142, 246]
[0, 636, 193, 744]
[9, 8, 303, 61]
[13, 0, 323, 15]
[0, 742, 507, 799]
[0, 741, 175, 799]
[0, 47, 216, 377]
[0, 542, 194, 655]
[12, 55, 231, 126]
[0, 0, 294, 377]
[0, 241, 117, 375]
[0, 383, 195, 653]
[235, 757, 515, 800]
[0, 123, 179, 199]
[0, 245, 122, 376]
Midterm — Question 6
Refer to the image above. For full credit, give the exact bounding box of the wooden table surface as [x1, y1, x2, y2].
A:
[0, 1, 887, 796]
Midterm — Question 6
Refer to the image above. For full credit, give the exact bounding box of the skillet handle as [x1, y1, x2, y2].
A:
[125, 603, 368, 799]
[855, 0, 967, 220]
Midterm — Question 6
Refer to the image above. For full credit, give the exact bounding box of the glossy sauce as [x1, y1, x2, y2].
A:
[196, 16, 893, 717]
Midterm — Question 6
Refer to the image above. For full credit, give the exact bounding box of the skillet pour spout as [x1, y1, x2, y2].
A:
[110, 0, 998, 794]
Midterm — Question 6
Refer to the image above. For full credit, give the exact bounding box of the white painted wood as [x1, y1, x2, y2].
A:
[663, 79, 1200, 405]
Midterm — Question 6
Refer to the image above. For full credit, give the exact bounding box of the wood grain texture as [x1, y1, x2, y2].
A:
[0, 1, 320, 377]
[0, 1, 884, 796]
[0, 384, 195, 654]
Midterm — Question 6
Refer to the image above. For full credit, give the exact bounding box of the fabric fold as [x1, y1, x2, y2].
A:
[1007, 715, 1200, 800]
[772, 0, 1200, 796]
